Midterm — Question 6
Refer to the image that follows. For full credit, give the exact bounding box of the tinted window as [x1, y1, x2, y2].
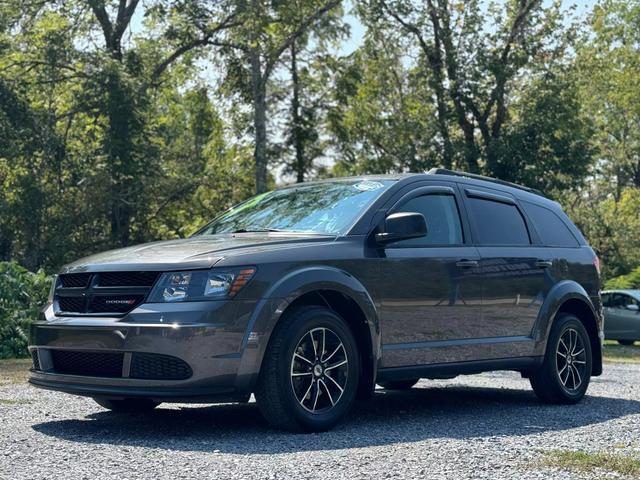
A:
[522, 202, 579, 247]
[467, 197, 530, 245]
[392, 194, 463, 246]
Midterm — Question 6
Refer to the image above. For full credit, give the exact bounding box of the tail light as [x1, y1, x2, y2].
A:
[593, 255, 601, 276]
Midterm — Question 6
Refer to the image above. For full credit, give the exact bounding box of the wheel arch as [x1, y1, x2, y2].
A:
[534, 280, 603, 376]
[236, 266, 381, 396]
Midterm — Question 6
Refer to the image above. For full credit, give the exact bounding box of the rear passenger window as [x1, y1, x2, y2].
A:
[393, 194, 463, 246]
[467, 197, 530, 245]
[522, 202, 579, 247]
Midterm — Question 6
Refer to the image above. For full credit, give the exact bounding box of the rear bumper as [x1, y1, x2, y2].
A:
[28, 299, 261, 402]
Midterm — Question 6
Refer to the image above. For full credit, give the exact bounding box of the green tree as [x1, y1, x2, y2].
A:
[327, 32, 438, 175]
[216, 0, 342, 193]
[358, 0, 583, 184]
[576, 0, 640, 199]
[0, 1, 244, 271]
[563, 188, 640, 279]
[0, 262, 50, 358]
[491, 69, 594, 194]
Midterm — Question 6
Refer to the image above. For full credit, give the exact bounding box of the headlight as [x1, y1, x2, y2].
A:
[148, 267, 256, 303]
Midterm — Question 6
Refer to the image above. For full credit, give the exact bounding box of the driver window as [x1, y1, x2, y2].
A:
[611, 294, 638, 310]
[610, 294, 625, 309]
[391, 194, 463, 247]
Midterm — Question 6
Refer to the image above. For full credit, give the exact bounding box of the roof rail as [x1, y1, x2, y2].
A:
[426, 168, 545, 197]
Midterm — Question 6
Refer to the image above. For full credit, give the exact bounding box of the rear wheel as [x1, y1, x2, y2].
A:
[618, 340, 636, 346]
[93, 398, 160, 413]
[255, 306, 360, 432]
[530, 314, 592, 404]
[378, 379, 419, 390]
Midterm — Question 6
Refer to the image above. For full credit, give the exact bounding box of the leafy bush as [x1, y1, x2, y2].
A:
[0, 262, 51, 358]
[604, 266, 640, 290]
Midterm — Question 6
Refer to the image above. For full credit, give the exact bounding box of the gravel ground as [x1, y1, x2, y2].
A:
[1, 363, 639, 480]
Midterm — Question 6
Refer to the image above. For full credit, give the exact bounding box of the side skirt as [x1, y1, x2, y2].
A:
[376, 356, 543, 382]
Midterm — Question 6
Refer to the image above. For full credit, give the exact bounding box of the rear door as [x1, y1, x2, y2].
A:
[462, 187, 551, 338]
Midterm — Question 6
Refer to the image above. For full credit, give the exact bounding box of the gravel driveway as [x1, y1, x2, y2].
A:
[1, 363, 639, 479]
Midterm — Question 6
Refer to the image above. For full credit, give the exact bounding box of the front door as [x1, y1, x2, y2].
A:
[377, 185, 483, 367]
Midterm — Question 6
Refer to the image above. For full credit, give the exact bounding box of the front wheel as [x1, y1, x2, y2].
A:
[93, 398, 160, 413]
[530, 314, 592, 404]
[255, 306, 360, 432]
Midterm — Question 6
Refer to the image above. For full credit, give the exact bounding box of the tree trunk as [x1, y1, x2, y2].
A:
[251, 49, 268, 194]
[291, 42, 305, 183]
[105, 70, 134, 247]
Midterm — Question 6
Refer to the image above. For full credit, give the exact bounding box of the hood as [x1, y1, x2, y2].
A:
[60, 233, 334, 273]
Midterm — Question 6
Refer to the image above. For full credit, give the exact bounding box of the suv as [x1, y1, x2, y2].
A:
[29, 169, 603, 432]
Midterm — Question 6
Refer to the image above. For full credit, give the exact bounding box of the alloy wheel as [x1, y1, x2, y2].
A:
[290, 327, 349, 413]
[556, 327, 587, 391]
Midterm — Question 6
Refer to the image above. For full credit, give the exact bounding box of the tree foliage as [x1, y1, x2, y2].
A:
[0, 0, 638, 286]
[605, 266, 640, 290]
[0, 262, 50, 358]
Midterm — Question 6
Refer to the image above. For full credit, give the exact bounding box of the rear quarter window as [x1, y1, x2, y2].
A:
[522, 201, 579, 247]
[466, 197, 530, 245]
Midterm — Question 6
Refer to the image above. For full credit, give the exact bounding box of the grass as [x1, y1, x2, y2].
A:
[0, 398, 32, 405]
[603, 340, 640, 364]
[0, 358, 31, 385]
[539, 450, 640, 478]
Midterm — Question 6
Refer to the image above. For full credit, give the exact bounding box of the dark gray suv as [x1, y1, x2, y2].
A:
[29, 169, 603, 432]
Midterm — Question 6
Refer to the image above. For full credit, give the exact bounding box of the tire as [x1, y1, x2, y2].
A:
[530, 314, 592, 404]
[255, 306, 360, 432]
[378, 379, 419, 390]
[93, 398, 160, 413]
[618, 340, 636, 346]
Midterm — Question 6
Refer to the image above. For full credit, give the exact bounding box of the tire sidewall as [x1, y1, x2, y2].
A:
[546, 315, 592, 401]
[275, 307, 360, 431]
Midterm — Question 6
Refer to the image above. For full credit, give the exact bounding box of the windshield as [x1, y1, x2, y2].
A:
[196, 179, 394, 236]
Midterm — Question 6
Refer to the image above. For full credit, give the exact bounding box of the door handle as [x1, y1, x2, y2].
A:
[535, 259, 553, 269]
[456, 259, 479, 268]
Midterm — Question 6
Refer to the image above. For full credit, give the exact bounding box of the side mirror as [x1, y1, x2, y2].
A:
[625, 304, 639, 312]
[375, 212, 427, 244]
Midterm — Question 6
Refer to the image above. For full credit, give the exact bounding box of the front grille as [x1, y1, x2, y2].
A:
[58, 296, 86, 313]
[54, 271, 159, 316]
[130, 353, 192, 380]
[59, 273, 91, 288]
[99, 271, 160, 287]
[51, 350, 124, 378]
[31, 349, 40, 370]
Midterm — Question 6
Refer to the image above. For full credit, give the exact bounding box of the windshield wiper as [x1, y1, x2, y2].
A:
[231, 228, 290, 233]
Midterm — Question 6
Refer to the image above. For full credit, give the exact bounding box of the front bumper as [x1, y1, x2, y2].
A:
[28, 299, 260, 402]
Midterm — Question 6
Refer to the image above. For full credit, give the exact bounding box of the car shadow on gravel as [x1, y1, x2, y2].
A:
[31, 383, 640, 454]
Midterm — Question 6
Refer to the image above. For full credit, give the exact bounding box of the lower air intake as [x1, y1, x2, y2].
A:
[130, 353, 192, 380]
[51, 350, 124, 378]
